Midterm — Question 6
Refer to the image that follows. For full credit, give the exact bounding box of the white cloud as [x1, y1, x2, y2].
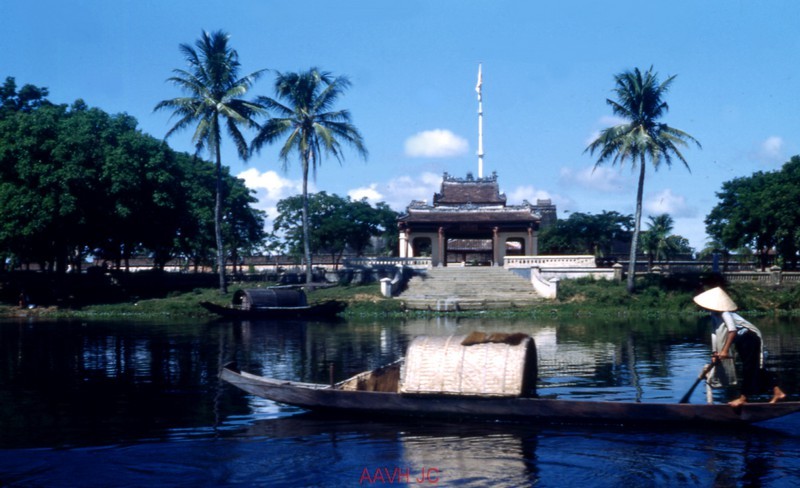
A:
[756, 136, 785, 164]
[507, 185, 553, 204]
[346, 172, 442, 210]
[404, 129, 469, 158]
[348, 184, 383, 202]
[238, 168, 305, 200]
[237, 168, 308, 227]
[644, 188, 695, 218]
[559, 165, 632, 193]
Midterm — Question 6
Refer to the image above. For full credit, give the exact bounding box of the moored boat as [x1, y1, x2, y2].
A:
[201, 287, 346, 319]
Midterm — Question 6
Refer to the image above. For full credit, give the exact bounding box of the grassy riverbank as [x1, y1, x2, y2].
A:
[2, 275, 798, 319]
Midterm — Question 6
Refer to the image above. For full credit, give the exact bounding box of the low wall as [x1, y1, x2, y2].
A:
[504, 255, 597, 269]
[343, 257, 431, 270]
[720, 267, 800, 286]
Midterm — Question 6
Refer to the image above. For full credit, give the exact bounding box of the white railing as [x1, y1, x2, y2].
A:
[724, 272, 771, 284]
[782, 273, 800, 284]
[343, 257, 432, 269]
[504, 255, 597, 269]
[538, 268, 617, 281]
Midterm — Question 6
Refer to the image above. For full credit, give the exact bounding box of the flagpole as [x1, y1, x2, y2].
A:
[476, 63, 484, 178]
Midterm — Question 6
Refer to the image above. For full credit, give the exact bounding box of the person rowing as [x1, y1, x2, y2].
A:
[693, 287, 786, 407]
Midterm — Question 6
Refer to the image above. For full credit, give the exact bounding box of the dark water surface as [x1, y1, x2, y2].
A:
[2, 315, 800, 487]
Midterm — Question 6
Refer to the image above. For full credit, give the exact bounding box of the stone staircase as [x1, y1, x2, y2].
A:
[397, 266, 543, 311]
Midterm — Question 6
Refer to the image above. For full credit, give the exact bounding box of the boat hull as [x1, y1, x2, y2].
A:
[220, 367, 800, 426]
[200, 300, 346, 319]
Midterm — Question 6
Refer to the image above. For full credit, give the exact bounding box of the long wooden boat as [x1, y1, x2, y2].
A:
[200, 299, 346, 319]
[220, 362, 800, 426]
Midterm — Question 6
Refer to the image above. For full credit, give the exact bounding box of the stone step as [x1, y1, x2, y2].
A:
[401, 297, 542, 311]
[397, 267, 543, 310]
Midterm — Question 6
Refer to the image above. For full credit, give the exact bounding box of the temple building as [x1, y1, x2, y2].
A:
[397, 172, 556, 266]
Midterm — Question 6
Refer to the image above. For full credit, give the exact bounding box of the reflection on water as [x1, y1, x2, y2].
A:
[2, 315, 800, 486]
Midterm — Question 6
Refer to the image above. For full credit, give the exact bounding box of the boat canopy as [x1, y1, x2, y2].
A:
[232, 288, 308, 310]
[400, 332, 537, 397]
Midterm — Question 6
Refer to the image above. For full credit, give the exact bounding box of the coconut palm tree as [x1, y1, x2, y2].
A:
[251, 68, 367, 285]
[641, 214, 675, 269]
[585, 67, 700, 293]
[155, 30, 264, 293]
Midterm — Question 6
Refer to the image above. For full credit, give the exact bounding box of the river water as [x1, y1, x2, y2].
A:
[2, 314, 800, 487]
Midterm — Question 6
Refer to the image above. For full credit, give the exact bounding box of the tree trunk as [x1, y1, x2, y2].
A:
[301, 154, 313, 285]
[628, 160, 646, 293]
[215, 143, 227, 294]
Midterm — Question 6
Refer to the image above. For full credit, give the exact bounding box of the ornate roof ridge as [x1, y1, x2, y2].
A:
[442, 171, 498, 183]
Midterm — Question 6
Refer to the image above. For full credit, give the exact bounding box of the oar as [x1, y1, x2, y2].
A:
[679, 357, 720, 404]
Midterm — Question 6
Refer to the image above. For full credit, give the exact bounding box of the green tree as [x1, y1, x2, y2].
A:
[639, 214, 693, 268]
[155, 30, 264, 293]
[223, 174, 267, 274]
[370, 202, 401, 256]
[0, 76, 50, 114]
[0, 88, 266, 276]
[96, 116, 185, 271]
[539, 211, 633, 258]
[586, 67, 700, 292]
[172, 152, 266, 273]
[706, 156, 800, 270]
[274, 192, 391, 269]
[0, 100, 186, 273]
[251, 68, 367, 284]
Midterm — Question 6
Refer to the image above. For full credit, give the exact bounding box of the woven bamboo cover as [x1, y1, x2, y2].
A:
[400, 334, 534, 397]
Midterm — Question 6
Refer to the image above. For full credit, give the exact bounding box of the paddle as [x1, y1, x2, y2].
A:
[679, 357, 720, 404]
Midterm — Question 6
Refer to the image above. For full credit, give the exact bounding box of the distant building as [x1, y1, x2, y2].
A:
[397, 172, 556, 266]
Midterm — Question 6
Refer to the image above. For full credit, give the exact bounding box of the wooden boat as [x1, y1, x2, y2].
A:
[200, 287, 346, 319]
[220, 363, 800, 426]
[220, 332, 800, 426]
[200, 299, 346, 319]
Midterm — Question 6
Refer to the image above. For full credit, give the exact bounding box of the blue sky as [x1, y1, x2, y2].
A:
[4, 1, 800, 251]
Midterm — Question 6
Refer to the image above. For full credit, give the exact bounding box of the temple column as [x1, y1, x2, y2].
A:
[399, 229, 409, 258]
[526, 227, 534, 255]
[437, 227, 445, 267]
[492, 226, 499, 266]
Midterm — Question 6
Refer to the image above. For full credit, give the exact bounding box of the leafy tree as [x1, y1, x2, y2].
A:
[371, 202, 401, 256]
[155, 30, 264, 293]
[251, 68, 367, 283]
[0, 87, 266, 275]
[173, 152, 266, 273]
[0, 76, 50, 114]
[585, 67, 700, 292]
[274, 192, 393, 268]
[96, 119, 185, 271]
[539, 211, 633, 258]
[641, 214, 672, 267]
[223, 174, 267, 274]
[639, 214, 694, 268]
[0, 101, 184, 272]
[706, 156, 800, 270]
[0, 102, 95, 272]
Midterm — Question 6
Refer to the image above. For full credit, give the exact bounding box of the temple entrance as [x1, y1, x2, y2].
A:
[398, 173, 556, 266]
[505, 238, 525, 257]
[446, 238, 493, 266]
[411, 237, 432, 257]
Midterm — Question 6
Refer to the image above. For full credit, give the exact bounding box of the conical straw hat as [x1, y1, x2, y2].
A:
[693, 287, 738, 312]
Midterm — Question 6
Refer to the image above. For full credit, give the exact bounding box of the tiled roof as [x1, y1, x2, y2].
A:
[433, 172, 506, 206]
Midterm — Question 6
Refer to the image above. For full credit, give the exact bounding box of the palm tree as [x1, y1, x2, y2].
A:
[641, 214, 675, 269]
[155, 30, 264, 293]
[585, 67, 700, 293]
[251, 68, 367, 285]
